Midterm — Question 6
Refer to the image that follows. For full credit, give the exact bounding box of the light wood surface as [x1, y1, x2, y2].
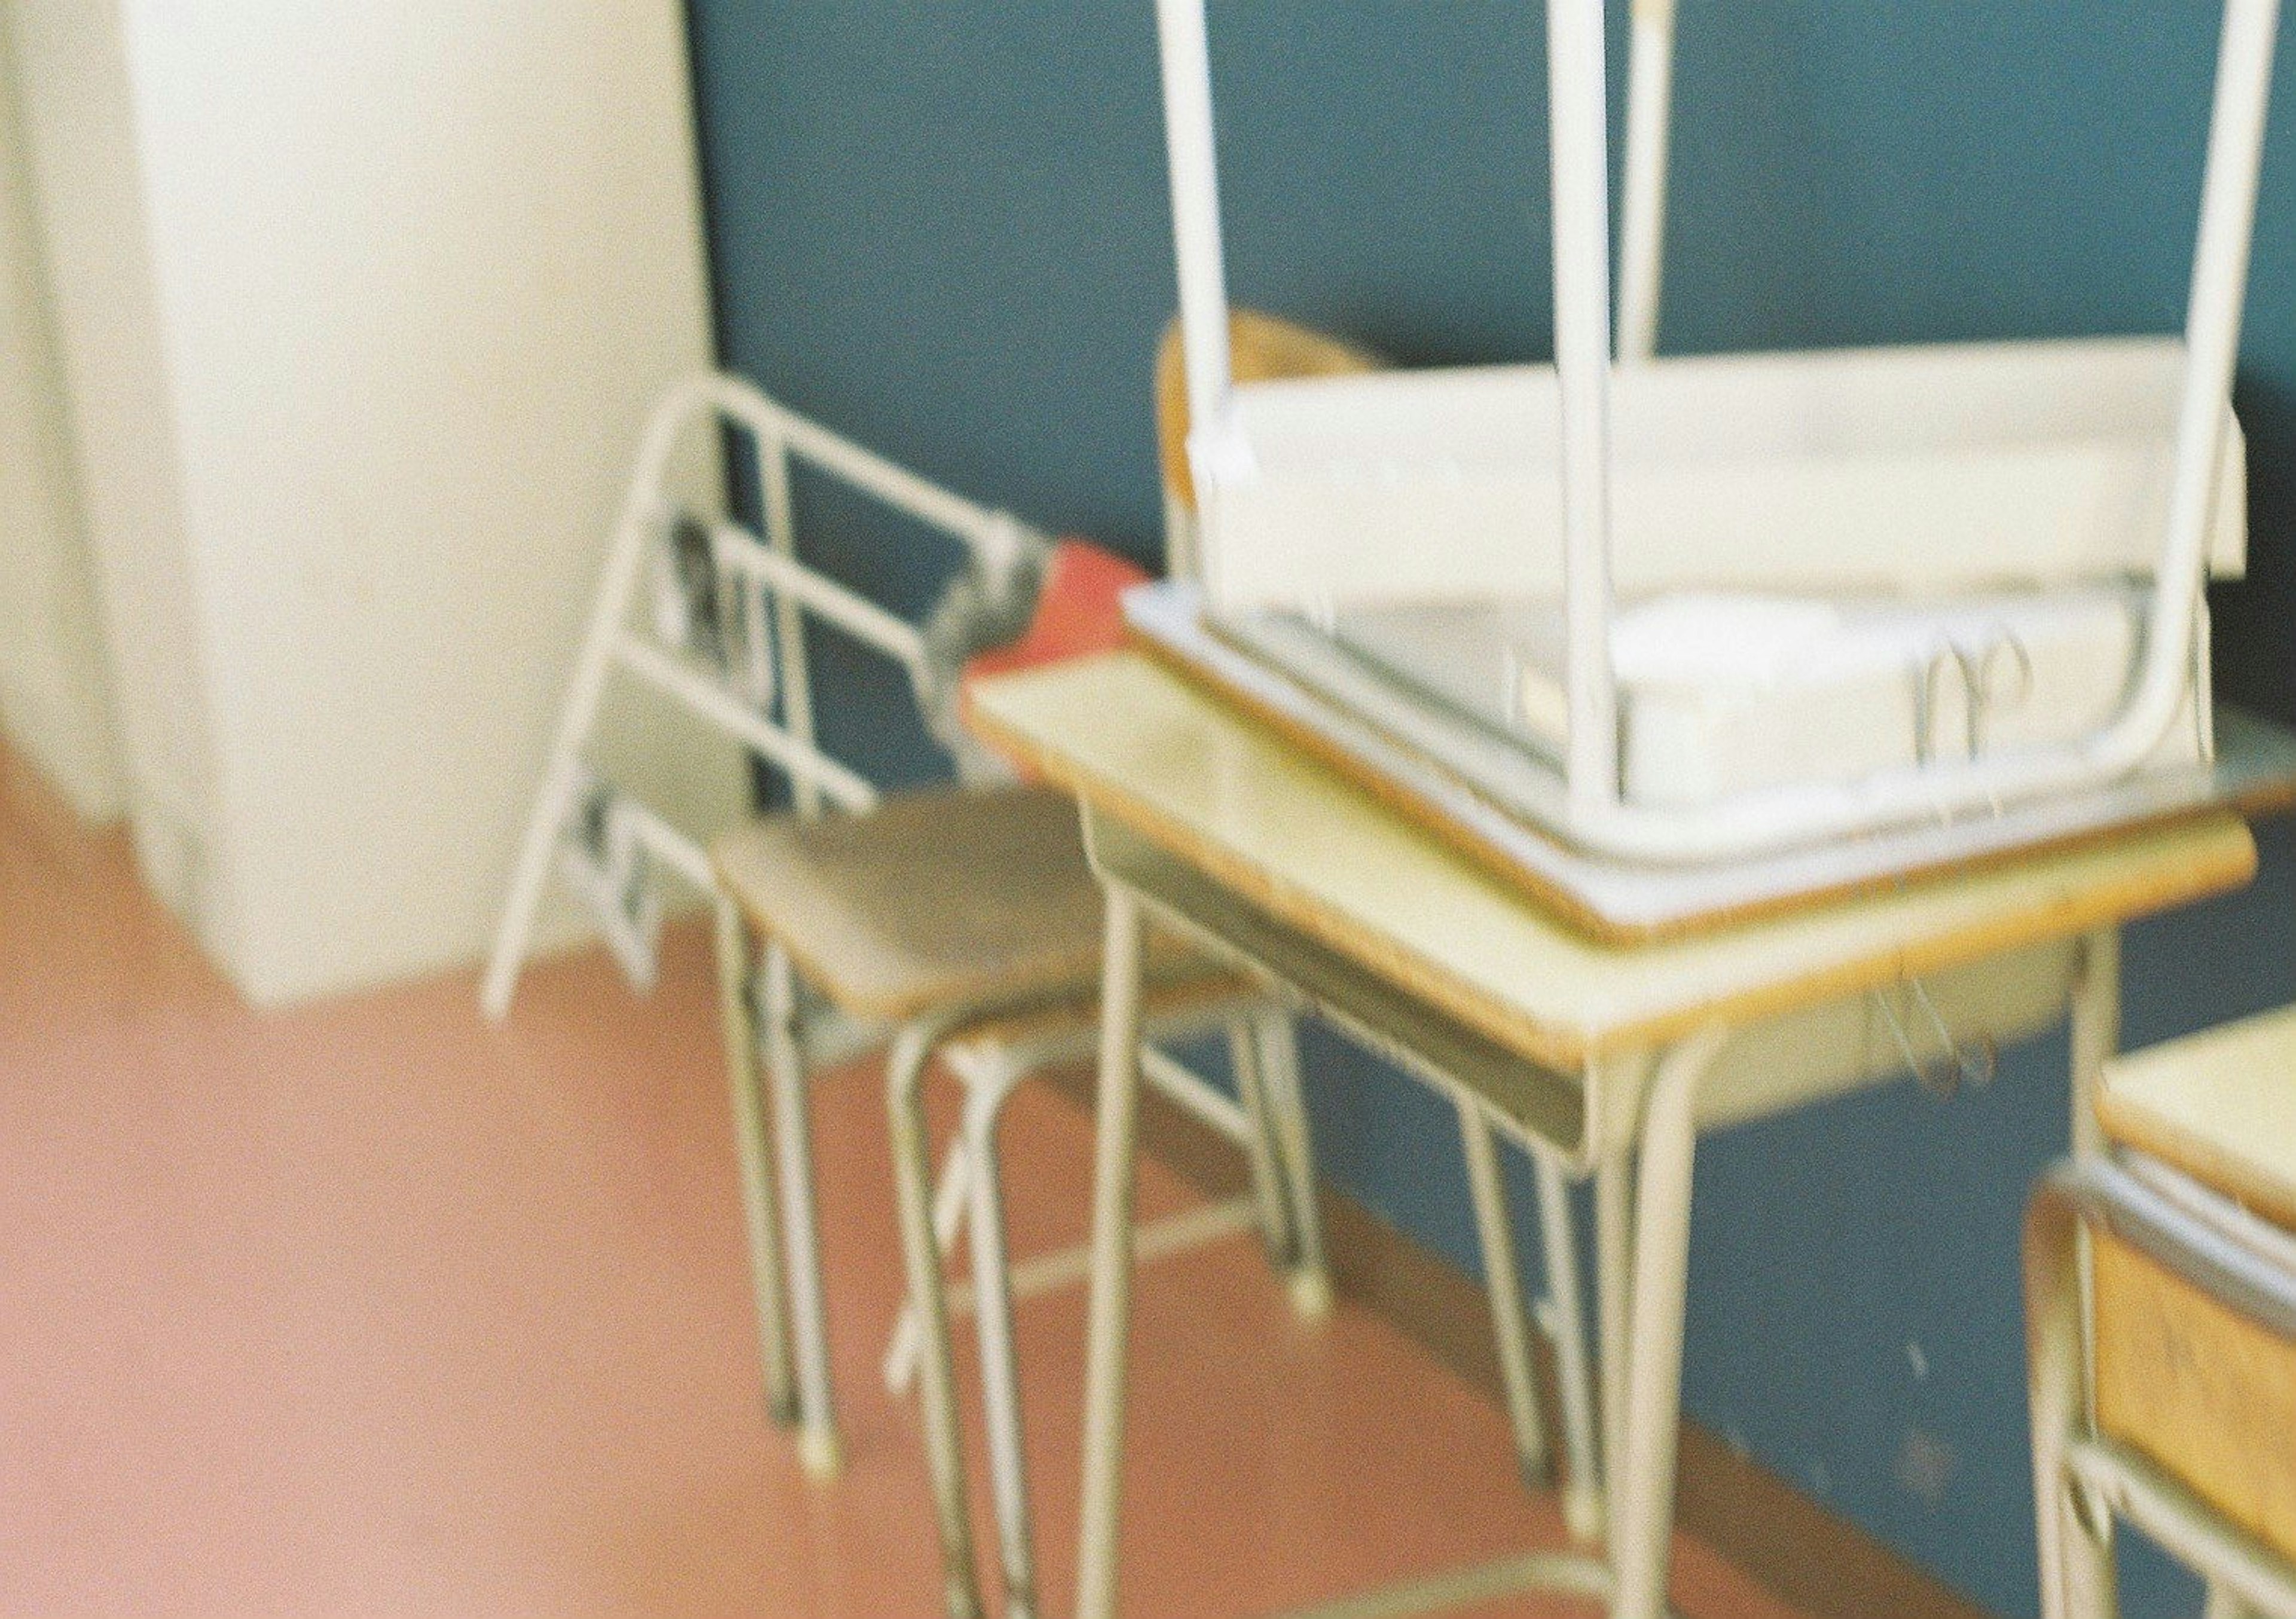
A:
[2093, 1227, 2296, 1566]
[712, 783, 1200, 1023]
[2101, 1007, 2296, 1230]
[967, 652, 2257, 1070]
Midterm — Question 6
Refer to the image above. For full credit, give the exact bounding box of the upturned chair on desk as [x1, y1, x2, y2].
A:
[482, 374, 1327, 1619]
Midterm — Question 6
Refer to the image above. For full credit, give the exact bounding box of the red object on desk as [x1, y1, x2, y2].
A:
[964, 539, 1150, 682]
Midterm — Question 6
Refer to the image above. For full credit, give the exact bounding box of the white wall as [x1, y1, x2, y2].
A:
[10, 1, 743, 1004]
[0, 19, 124, 824]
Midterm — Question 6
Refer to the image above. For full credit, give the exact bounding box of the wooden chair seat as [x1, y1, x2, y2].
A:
[2100, 1005, 2296, 1229]
[712, 782, 1202, 1024]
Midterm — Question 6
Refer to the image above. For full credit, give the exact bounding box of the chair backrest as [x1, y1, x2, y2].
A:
[1156, 308, 1383, 581]
[1200, 336, 2248, 612]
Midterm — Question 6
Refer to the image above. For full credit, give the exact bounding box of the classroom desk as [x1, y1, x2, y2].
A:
[966, 649, 2260, 1619]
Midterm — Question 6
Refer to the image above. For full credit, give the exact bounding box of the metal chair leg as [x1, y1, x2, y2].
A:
[1530, 1140, 1604, 1541]
[964, 1065, 1042, 1619]
[888, 1022, 987, 1619]
[883, 1132, 973, 1395]
[1227, 1018, 1300, 1271]
[713, 899, 798, 1428]
[1076, 888, 1149, 1619]
[1460, 1099, 1551, 1489]
[762, 937, 841, 1479]
[1253, 1010, 1332, 1316]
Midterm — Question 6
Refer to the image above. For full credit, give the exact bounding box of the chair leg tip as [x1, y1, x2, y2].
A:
[1287, 1267, 1335, 1319]
[1562, 1483, 1607, 1544]
[799, 1424, 845, 1481]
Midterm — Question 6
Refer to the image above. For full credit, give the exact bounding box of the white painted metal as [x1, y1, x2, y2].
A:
[483, 372, 1045, 1019]
[1138, 1043, 1253, 1144]
[758, 426, 821, 818]
[962, 1071, 1039, 1618]
[1610, 1027, 1727, 1619]
[1076, 888, 1149, 1619]
[1208, 342, 2248, 610]
[715, 896, 799, 1429]
[1155, 0, 1234, 494]
[880, 1135, 977, 1394]
[1532, 1138, 1605, 1540]
[1547, 0, 1620, 810]
[1253, 1010, 1335, 1313]
[709, 521, 929, 679]
[918, 1198, 1260, 1328]
[2030, 1157, 2296, 1619]
[764, 939, 842, 1480]
[1463, 1101, 1553, 1483]
[1596, 1153, 1634, 1511]
[613, 637, 878, 812]
[878, 1007, 1307, 1392]
[1229, 1019, 1302, 1266]
[885, 1017, 988, 1619]
[1616, 0, 1675, 366]
[487, 374, 1331, 1619]
[1065, 795, 2141, 1619]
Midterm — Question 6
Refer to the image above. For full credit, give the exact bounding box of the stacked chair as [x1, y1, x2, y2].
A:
[1155, 0, 2272, 865]
[2028, 1007, 2296, 1618]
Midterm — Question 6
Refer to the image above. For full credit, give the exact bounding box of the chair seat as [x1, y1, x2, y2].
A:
[712, 783, 1201, 1022]
[2099, 1004, 2296, 1231]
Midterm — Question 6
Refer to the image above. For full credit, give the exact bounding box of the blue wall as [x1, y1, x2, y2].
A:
[683, 7, 2296, 1614]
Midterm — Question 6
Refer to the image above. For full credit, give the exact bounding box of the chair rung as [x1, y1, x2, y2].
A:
[937, 1194, 1259, 1319]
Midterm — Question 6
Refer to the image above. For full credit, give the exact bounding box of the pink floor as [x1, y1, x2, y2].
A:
[0, 752, 1803, 1617]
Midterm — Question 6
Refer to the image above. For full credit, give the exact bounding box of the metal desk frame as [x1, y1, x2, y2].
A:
[967, 652, 2262, 1619]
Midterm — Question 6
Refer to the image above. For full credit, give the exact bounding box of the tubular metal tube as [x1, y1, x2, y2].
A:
[1617, 0, 1677, 365]
[712, 900, 798, 1428]
[964, 1080, 1040, 1618]
[764, 940, 842, 1480]
[1548, 0, 1620, 811]
[1462, 1101, 1552, 1485]
[1074, 890, 1149, 1619]
[1155, 0, 1235, 489]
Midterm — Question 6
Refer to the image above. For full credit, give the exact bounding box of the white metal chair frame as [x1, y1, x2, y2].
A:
[2029, 1156, 2296, 1619]
[1157, 0, 2281, 862]
[480, 373, 1329, 1619]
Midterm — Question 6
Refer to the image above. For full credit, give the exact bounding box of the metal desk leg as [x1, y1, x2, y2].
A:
[1076, 887, 1150, 1619]
[1229, 1017, 1300, 1270]
[1596, 1151, 1635, 1506]
[713, 899, 798, 1429]
[764, 938, 841, 1479]
[1613, 1029, 1727, 1619]
[1256, 1010, 1334, 1316]
[2026, 1184, 2116, 1619]
[883, 1134, 973, 1395]
[888, 1023, 987, 1619]
[1532, 1140, 1605, 1541]
[964, 1065, 1040, 1619]
[1461, 1099, 1552, 1488]
[2071, 927, 2121, 1162]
